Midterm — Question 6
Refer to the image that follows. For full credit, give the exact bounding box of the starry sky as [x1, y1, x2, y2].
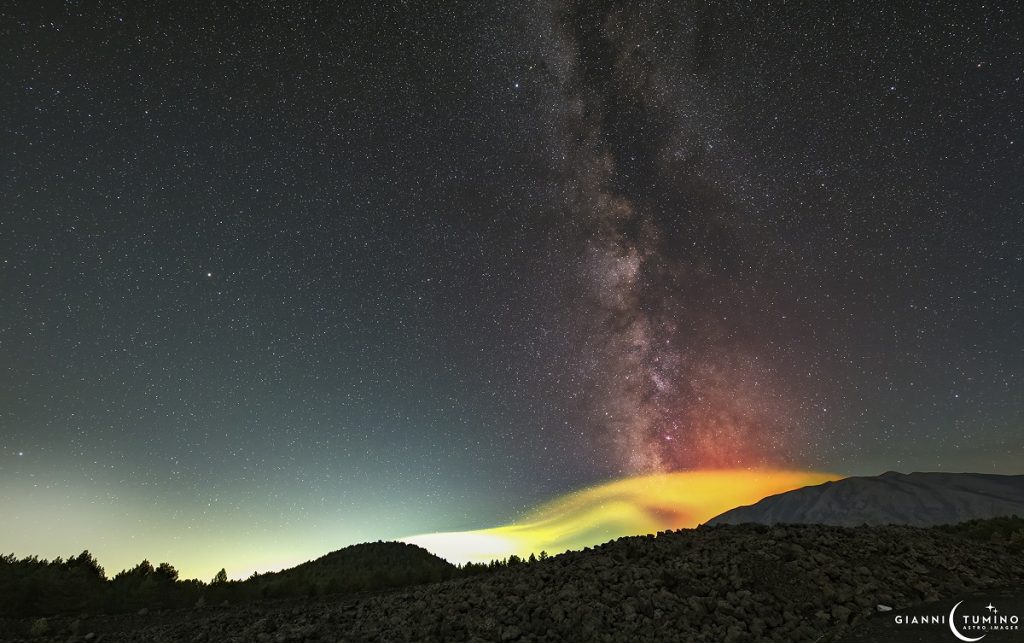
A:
[2, 1, 1021, 579]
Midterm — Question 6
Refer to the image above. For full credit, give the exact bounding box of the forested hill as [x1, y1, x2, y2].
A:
[246, 541, 458, 596]
[0, 541, 474, 618]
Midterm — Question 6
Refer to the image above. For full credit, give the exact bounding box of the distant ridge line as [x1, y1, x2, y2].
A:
[707, 471, 1024, 527]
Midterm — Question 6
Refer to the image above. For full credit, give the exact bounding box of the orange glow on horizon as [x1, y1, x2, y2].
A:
[404, 468, 841, 564]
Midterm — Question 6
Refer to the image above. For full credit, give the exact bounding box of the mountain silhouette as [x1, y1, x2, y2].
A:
[246, 541, 458, 597]
[707, 471, 1024, 526]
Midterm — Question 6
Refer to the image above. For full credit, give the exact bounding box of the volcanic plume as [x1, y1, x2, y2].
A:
[404, 469, 839, 563]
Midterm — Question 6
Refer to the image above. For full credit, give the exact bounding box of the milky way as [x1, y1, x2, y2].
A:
[531, 1, 808, 472]
[2, 0, 1020, 579]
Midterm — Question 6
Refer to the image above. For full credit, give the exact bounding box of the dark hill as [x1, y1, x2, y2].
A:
[0, 541, 459, 621]
[708, 471, 1024, 527]
[245, 541, 457, 597]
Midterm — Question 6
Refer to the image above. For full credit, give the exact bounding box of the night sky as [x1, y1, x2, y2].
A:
[2, 1, 1021, 578]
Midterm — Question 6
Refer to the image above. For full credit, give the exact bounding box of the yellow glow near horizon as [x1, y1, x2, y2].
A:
[404, 468, 841, 563]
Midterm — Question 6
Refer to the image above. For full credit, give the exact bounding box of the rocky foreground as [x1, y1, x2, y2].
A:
[9, 523, 1024, 642]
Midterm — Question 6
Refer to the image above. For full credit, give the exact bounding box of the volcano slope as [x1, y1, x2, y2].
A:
[708, 472, 1024, 527]
[7, 520, 1024, 642]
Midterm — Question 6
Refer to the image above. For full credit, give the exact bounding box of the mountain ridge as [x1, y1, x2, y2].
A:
[707, 471, 1024, 527]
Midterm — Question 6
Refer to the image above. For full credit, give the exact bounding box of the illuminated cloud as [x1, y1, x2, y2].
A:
[404, 468, 840, 564]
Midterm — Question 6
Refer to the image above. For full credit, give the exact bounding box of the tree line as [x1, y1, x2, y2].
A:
[0, 542, 553, 618]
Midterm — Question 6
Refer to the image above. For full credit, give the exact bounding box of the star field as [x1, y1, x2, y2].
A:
[1, 1, 1021, 578]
